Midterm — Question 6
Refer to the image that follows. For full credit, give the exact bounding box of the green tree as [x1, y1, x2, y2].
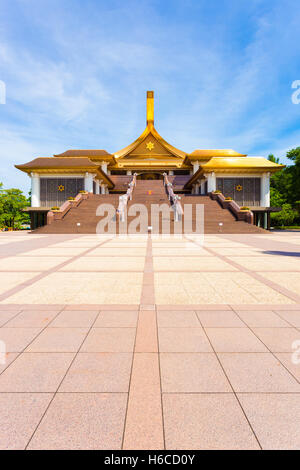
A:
[271, 203, 298, 227]
[268, 154, 280, 164]
[268, 154, 288, 206]
[286, 147, 300, 162]
[285, 147, 300, 204]
[0, 188, 30, 230]
[270, 187, 285, 207]
[268, 148, 300, 225]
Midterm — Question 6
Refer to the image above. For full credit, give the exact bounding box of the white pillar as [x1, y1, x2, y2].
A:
[261, 172, 270, 207]
[84, 172, 93, 193]
[169, 170, 174, 176]
[207, 172, 216, 192]
[195, 183, 200, 194]
[211, 172, 216, 192]
[101, 161, 108, 173]
[127, 170, 132, 176]
[101, 183, 106, 195]
[200, 180, 206, 195]
[192, 161, 199, 174]
[105, 185, 109, 194]
[95, 180, 100, 195]
[31, 173, 40, 207]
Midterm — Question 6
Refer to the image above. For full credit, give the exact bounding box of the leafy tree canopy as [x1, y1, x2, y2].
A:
[271, 203, 298, 226]
[268, 154, 280, 164]
[286, 147, 300, 162]
[269, 147, 300, 225]
[0, 186, 30, 230]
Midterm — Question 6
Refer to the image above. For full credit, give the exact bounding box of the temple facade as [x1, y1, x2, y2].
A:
[16, 91, 283, 227]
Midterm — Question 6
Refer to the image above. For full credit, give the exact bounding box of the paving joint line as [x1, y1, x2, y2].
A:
[0, 306, 66, 378]
[230, 306, 300, 387]
[0, 237, 113, 303]
[196, 312, 263, 450]
[24, 301, 103, 450]
[189, 235, 300, 304]
[121, 235, 150, 449]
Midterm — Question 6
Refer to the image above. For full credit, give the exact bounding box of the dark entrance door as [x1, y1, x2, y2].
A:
[136, 172, 163, 180]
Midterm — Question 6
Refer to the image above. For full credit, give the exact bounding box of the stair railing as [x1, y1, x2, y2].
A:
[173, 195, 183, 222]
[163, 173, 183, 221]
[117, 173, 137, 221]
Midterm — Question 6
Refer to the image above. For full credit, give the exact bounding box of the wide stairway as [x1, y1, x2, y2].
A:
[35, 194, 120, 234]
[35, 180, 264, 234]
[181, 195, 264, 234]
[127, 179, 173, 232]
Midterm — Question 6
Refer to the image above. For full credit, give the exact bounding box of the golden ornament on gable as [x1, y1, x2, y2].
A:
[146, 141, 155, 151]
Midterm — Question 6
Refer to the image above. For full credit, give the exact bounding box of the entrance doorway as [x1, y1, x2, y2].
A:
[136, 172, 163, 180]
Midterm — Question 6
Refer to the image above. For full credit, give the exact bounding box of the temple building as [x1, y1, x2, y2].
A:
[16, 91, 283, 231]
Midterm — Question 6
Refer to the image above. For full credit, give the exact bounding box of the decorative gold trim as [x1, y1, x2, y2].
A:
[146, 141, 155, 151]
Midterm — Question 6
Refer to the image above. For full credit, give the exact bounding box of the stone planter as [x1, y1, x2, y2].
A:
[222, 200, 232, 209]
[68, 199, 77, 207]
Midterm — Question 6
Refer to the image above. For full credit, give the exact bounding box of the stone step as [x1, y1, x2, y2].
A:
[35, 180, 264, 234]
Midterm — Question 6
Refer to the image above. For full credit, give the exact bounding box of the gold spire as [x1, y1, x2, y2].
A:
[146, 91, 154, 126]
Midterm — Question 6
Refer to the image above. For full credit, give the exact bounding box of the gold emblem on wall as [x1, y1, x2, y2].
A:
[146, 141, 155, 151]
[58, 185, 65, 192]
[236, 185, 243, 191]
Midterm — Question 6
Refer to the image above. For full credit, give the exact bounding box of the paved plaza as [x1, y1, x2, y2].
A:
[0, 231, 300, 449]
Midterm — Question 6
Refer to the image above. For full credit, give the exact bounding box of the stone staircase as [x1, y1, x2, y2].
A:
[35, 194, 120, 234]
[34, 180, 264, 234]
[127, 180, 173, 232]
[181, 195, 264, 234]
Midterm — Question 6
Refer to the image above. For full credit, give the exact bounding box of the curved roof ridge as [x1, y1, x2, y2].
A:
[114, 123, 186, 159]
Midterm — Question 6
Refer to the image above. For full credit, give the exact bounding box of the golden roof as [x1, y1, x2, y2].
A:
[114, 91, 186, 161]
[187, 149, 246, 160]
[185, 157, 285, 188]
[15, 158, 115, 188]
[54, 149, 115, 163]
[202, 157, 285, 171]
[15, 91, 285, 181]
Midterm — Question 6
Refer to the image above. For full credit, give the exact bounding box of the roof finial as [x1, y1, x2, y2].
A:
[146, 91, 154, 126]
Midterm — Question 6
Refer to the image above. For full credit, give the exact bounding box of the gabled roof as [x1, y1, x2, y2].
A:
[184, 157, 285, 188]
[15, 158, 114, 188]
[202, 157, 285, 170]
[114, 92, 186, 160]
[16, 157, 100, 170]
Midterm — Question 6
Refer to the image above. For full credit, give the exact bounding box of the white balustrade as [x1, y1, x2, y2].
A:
[116, 173, 137, 221]
[163, 173, 183, 221]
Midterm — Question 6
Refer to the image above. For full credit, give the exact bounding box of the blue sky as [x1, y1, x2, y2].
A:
[0, 0, 300, 193]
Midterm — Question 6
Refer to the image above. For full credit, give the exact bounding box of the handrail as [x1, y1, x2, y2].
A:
[209, 191, 254, 224]
[47, 191, 89, 225]
[163, 173, 183, 222]
[116, 173, 137, 222]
